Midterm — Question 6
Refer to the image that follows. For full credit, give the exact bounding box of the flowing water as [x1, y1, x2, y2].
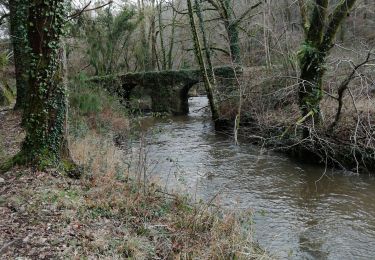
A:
[130, 97, 375, 259]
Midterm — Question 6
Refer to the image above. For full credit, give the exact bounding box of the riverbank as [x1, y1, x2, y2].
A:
[212, 66, 375, 174]
[234, 121, 375, 174]
[0, 86, 269, 259]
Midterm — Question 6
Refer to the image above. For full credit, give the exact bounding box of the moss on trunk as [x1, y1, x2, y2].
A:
[297, 0, 357, 138]
[1, 0, 78, 174]
[9, 0, 29, 110]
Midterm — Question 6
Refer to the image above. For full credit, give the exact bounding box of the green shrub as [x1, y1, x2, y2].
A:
[70, 92, 102, 115]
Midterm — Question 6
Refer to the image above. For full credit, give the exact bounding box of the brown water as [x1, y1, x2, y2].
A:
[129, 97, 375, 259]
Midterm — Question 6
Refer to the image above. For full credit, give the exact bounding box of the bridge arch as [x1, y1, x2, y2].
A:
[92, 66, 241, 115]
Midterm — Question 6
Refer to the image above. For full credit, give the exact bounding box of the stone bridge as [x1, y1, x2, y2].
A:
[92, 66, 242, 114]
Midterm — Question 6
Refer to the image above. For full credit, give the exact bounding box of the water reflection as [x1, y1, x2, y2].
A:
[129, 97, 375, 259]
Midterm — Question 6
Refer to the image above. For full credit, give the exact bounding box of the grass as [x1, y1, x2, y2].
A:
[68, 130, 268, 259]
[0, 83, 14, 106]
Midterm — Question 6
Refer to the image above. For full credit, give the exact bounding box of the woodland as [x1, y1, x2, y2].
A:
[0, 0, 374, 258]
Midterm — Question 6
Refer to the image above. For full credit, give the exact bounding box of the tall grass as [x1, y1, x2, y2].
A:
[69, 128, 270, 259]
[66, 78, 272, 259]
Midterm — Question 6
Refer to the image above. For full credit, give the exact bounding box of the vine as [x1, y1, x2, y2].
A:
[18, 0, 70, 169]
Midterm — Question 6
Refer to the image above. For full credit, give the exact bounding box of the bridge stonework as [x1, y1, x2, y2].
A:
[92, 66, 242, 115]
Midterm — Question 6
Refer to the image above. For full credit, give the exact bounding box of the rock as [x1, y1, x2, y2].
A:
[0, 177, 5, 183]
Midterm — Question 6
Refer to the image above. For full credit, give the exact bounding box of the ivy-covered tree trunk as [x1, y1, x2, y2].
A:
[9, 0, 29, 110]
[298, 0, 328, 136]
[205, 0, 241, 65]
[222, 0, 241, 65]
[298, 49, 326, 137]
[206, 0, 261, 65]
[298, 0, 357, 138]
[226, 23, 241, 65]
[18, 0, 72, 170]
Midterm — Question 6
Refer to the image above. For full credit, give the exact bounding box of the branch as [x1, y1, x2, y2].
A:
[281, 110, 314, 138]
[204, 0, 227, 21]
[297, 110, 314, 125]
[68, 1, 113, 20]
[233, 1, 263, 26]
[165, 2, 188, 15]
[185, 46, 230, 56]
[331, 50, 373, 129]
[204, 0, 220, 12]
[298, 0, 309, 36]
[320, 0, 357, 52]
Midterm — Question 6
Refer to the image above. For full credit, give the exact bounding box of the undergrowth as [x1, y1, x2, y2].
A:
[0, 76, 270, 259]
[67, 130, 267, 258]
[69, 73, 130, 139]
[64, 77, 271, 258]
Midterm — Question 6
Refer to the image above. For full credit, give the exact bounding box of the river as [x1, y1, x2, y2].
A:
[128, 96, 375, 259]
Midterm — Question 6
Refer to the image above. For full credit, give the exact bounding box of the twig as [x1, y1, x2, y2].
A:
[330, 50, 373, 129]
[0, 239, 22, 255]
[68, 1, 113, 20]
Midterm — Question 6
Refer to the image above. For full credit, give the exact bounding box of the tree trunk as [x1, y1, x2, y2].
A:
[18, 0, 73, 170]
[226, 22, 241, 65]
[222, 0, 241, 64]
[187, 0, 220, 122]
[167, 1, 177, 70]
[207, 0, 242, 65]
[158, 1, 167, 70]
[138, 0, 150, 71]
[149, 0, 158, 70]
[194, 0, 215, 83]
[9, 0, 29, 110]
[298, 0, 357, 138]
[298, 51, 325, 137]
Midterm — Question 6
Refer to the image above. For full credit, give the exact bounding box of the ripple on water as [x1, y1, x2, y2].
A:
[133, 97, 375, 260]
